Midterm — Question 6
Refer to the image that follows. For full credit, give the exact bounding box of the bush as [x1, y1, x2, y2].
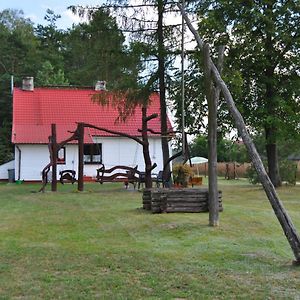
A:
[246, 160, 297, 185]
[0, 144, 14, 165]
[246, 164, 261, 184]
[173, 164, 193, 187]
[279, 160, 297, 185]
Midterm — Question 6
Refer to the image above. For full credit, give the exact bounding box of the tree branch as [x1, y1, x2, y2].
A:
[143, 113, 158, 122]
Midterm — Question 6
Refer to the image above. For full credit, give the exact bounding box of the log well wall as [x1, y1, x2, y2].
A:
[143, 188, 223, 213]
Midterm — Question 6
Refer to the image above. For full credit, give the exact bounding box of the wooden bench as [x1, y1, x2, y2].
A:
[96, 164, 139, 189]
[59, 170, 76, 184]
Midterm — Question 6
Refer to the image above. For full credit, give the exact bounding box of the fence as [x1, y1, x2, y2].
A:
[191, 161, 300, 181]
[191, 162, 250, 178]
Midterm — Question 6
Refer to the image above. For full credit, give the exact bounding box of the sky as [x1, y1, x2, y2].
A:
[0, 0, 104, 28]
[0, 0, 197, 130]
[0, 0, 196, 48]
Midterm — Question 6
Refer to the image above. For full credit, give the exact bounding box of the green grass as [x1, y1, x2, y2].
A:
[0, 180, 299, 299]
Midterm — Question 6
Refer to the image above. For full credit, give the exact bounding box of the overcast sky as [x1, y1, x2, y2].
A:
[0, 0, 103, 28]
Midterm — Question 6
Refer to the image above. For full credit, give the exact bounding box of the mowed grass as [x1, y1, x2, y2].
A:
[0, 180, 299, 299]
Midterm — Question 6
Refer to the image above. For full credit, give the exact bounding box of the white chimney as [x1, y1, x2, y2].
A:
[22, 77, 34, 91]
[95, 80, 106, 91]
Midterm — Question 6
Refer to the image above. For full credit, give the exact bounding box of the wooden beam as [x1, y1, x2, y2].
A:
[204, 44, 219, 226]
[51, 124, 57, 192]
[82, 123, 145, 145]
[77, 123, 84, 191]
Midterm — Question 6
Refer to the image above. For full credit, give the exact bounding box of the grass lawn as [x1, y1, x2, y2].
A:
[0, 179, 299, 299]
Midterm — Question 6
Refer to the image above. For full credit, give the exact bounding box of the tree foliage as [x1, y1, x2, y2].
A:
[2, 1, 298, 179]
[190, 134, 249, 163]
[0, 7, 134, 164]
[35, 9, 65, 70]
[185, 0, 300, 186]
[195, 0, 300, 132]
[63, 9, 135, 87]
[68, 1, 182, 177]
[36, 61, 69, 86]
[170, 50, 235, 136]
[0, 9, 40, 164]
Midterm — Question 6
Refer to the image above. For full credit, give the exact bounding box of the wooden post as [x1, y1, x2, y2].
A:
[77, 123, 84, 191]
[51, 124, 57, 192]
[204, 44, 220, 226]
[157, 0, 171, 186]
[178, 4, 300, 263]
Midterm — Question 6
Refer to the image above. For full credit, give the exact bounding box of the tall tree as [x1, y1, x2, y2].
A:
[70, 2, 183, 175]
[0, 9, 40, 164]
[194, 0, 300, 187]
[35, 9, 65, 71]
[64, 9, 131, 86]
[36, 60, 69, 86]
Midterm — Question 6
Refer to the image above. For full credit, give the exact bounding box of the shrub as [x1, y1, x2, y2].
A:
[246, 160, 297, 185]
[279, 160, 297, 185]
[246, 164, 261, 185]
[173, 164, 194, 187]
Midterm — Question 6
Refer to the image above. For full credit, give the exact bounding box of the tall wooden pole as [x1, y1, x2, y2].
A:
[157, 0, 171, 185]
[77, 123, 84, 192]
[181, 0, 185, 155]
[178, 4, 300, 264]
[204, 44, 219, 226]
[51, 124, 57, 192]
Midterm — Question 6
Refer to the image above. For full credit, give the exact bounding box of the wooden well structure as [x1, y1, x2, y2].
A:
[143, 188, 223, 214]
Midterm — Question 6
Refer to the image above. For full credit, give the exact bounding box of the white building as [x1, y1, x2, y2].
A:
[11, 79, 172, 182]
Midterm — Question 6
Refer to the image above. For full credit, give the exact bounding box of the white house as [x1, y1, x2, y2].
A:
[11, 79, 172, 181]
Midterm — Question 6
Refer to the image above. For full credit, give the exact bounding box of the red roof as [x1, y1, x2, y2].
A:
[12, 88, 172, 144]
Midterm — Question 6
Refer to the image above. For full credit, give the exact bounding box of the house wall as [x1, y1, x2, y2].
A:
[14, 144, 55, 181]
[14, 137, 168, 181]
[92, 137, 164, 171]
[0, 160, 15, 180]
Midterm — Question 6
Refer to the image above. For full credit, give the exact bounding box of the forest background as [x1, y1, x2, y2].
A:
[0, 1, 299, 187]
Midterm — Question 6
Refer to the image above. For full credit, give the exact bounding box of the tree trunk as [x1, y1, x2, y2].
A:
[157, 0, 170, 183]
[179, 4, 300, 263]
[266, 126, 281, 187]
[264, 76, 281, 187]
[142, 107, 153, 188]
[264, 3, 281, 188]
